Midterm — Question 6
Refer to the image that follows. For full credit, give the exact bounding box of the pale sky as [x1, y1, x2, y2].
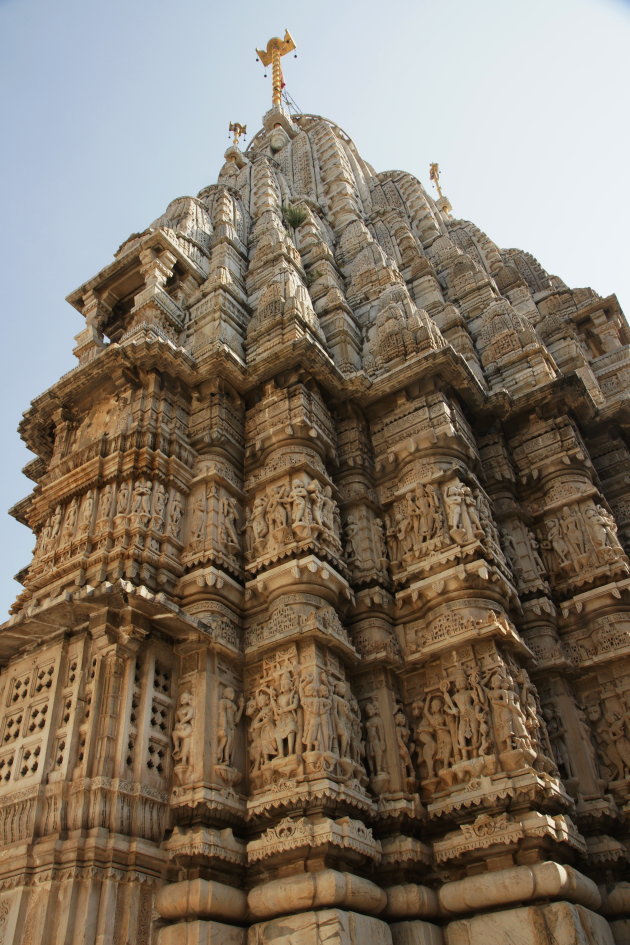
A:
[1, 0, 628, 618]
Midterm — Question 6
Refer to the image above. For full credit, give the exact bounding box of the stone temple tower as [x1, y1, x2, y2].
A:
[3, 41, 630, 945]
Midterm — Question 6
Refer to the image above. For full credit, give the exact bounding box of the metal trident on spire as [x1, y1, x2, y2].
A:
[256, 30, 296, 107]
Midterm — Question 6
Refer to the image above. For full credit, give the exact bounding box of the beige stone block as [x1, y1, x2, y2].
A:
[158, 919, 246, 945]
[439, 862, 600, 915]
[390, 919, 444, 944]
[157, 877, 247, 922]
[247, 908, 393, 945]
[386, 884, 439, 919]
[248, 870, 386, 919]
[444, 902, 614, 945]
[610, 918, 630, 944]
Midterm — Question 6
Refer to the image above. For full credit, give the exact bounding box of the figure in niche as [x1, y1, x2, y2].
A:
[394, 706, 416, 779]
[168, 494, 184, 539]
[332, 681, 354, 760]
[249, 496, 269, 554]
[153, 482, 168, 529]
[575, 703, 601, 781]
[36, 521, 51, 557]
[414, 693, 453, 777]
[97, 484, 113, 523]
[516, 668, 547, 757]
[544, 518, 569, 566]
[406, 489, 425, 549]
[584, 505, 620, 556]
[62, 498, 79, 542]
[442, 674, 481, 761]
[395, 507, 413, 561]
[528, 528, 546, 574]
[191, 491, 207, 541]
[290, 480, 311, 536]
[266, 485, 290, 535]
[172, 691, 194, 767]
[249, 689, 278, 770]
[364, 701, 387, 775]
[425, 484, 443, 540]
[133, 479, 152, 529]
[543, 705, 573, 781]
[349, 688, 365, 766]
[78, 491, 94, 535]
[49, 505, 62, 543]
[372, 518, 388, 563]
[300, 671, 332, 753]
[273, 672, 299, 757]
[560, 506, 587, 558]
[444, 481, 482, 544]
[344, 516, 360, 562]
[307, 479, 325, 534]
[220, 496, 239, 548]
[321, 486, 336, 533]
[216, 686, 244, 766]
[487, 670, 532, 754]
[116, 481, 130, 515]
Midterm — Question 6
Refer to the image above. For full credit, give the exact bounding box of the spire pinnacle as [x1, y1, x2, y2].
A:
[256, 30, 296, 107]
[229, 122, 247, 148]
[429, 162, 453, 217]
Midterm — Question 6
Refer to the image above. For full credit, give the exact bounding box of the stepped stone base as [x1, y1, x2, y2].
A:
[444, 902, 614, 945]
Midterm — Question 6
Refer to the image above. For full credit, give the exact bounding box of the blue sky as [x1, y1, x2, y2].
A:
[1, 0, 629, 617]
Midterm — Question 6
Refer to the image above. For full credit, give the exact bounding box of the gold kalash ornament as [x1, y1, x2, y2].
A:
[256, 30, 296, 107]
[229, 122, 247, 147]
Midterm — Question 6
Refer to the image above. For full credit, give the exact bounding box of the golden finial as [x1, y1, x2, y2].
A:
[429, 162, 452, 216]
[229, 122, 247, 147]
[256, 30, 296, 107]
[429, 162, 444, 199]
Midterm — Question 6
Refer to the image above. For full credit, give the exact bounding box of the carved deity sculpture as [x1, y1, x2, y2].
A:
[394, 707, 416, 779]
[444, 480, 483, 544]
[332, 681, 353, 760]
[168, 494, 184, 539]
[216, 686, 244, 766]
[191, 491, 207, 541]
[153, 482, 168, 529]
[97, 484, 113, 523]
[300, 671, 332, 754]
[172, 691, 194, 767]
[363, 701, 387, 776]
[414, 693, 454, 778]
[560, 505, 587, 557]
[116, 480, 130, 515]
[133, 478, 152, 529]
[543, 705, 573, 781]
[274, 672, 299, 757]
[249, 689, 278, 770]
[62, 497, 79, 542]
[219, 496, 239, 548]
[78, 491, 94, 535]
[487, 670, 532, 756]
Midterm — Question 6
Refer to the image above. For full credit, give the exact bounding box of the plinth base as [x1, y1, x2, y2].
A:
[444, 901, 614, 945]
[248, 908, 392, 944]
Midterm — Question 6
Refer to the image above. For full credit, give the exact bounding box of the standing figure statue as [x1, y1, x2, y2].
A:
[364, 701, 387, 776]
[172, 691, 195, 767]
[216, 686, 245, 766]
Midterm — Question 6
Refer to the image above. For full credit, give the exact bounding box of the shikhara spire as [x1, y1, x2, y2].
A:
[2, 50, 630, 945]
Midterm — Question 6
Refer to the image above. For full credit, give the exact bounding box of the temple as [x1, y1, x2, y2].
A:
[2, 35, 630, 945]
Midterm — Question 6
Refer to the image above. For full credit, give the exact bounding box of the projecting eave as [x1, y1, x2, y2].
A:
[66, 226, 208, 316]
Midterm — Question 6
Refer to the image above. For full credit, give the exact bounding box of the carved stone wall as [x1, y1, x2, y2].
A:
[3, 104, 630, 944]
